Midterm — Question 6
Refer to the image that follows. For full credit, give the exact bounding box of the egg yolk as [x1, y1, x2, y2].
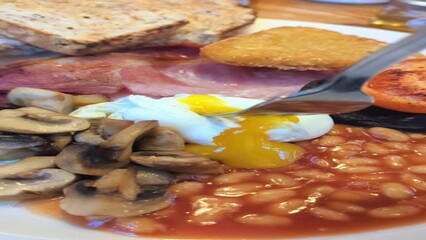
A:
[180, 95, 305, 168]
[178, 95, 241, 114]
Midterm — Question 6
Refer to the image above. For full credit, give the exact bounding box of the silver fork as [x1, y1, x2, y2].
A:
[207, 29, 426, 117]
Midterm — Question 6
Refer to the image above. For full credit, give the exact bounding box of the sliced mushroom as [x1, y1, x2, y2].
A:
[0, 169, 76, 200]
[74, 125, 105, 145]
[99, 118, 134, 138]
[0, 134, 47, 160]
[92, 169, 140, 201]
[74, 118, 133, 145]
[7, 87, 73, 114]
[72, 94, 110, 107]
[135, 127, 185, 151]
[134, 165, 175, 185]
[131, 151, 224, 174]
[47, 134, 72, 152]
[56, 121, 159, 176]
[0, 156, 56, 178]
[0, 107, 90, 134]
[0, 134, 46, 149]
[60, 181, 174, 217]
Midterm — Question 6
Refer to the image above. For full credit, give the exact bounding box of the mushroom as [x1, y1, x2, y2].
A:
[134, 165, 175, 185]
[72, 94, 110, 107]
[74, 118, 133, 145]
[0, 107, 90, 134]
[56, 121, 159, 176]
[7, 87, 73, 114]
[47, 134, 72, 152]
[0, 134, 47, 160]
[131, 151, 224, 174]
[0, 156, 56, 178]
[60, 169, 174, 217]
[0, 169, 76, 200]
[135, 127, 185, 151]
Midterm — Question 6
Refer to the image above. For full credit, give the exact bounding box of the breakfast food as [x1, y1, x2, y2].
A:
[201, 26, 387, 70]
[0, 0, 255, 55]
[0, 0, 188, 55]
[0, 18, 425, 240]
[144, 0, 256, 46]
[0, 48, 335, 99]
[362, 58, 426, 114]
[0, 86, 425, 239]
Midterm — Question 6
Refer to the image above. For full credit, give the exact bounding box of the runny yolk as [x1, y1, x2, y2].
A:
[180, 95, 305, 168]
[178, 95, 241, 114]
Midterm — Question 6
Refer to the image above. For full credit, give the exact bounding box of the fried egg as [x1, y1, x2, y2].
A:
[71, 94, 333, 168]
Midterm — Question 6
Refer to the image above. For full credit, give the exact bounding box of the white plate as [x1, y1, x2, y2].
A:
[1, 18, 424, 240]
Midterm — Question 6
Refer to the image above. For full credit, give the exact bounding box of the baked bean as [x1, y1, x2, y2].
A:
[415, 144, 426, 155]
[214, 172, 257, 185]
[314, 159, 333, 168]
[336, 165, 381, 174]
[267, 199, 307, 215]
[365, 142, 390, 155]
[330, 190, 377, 202]
[235, 214, 292, 226]
[318, 136, 346, 146]
[368, 127, 410, 142]
[291, 170, 335, 181]
[189, 197, 242, 225]
[260, 173, 299, 187]
[383, 155, 407, 169]
[383, 142, 411, 151]
[339, 144, 363, 151]
[351, 174, 390, 182]
[339, 157, 379, 166]
[401, 173, 426, 191]
[304, 185, 336, 197]
[326, 201, 366, 213]
[214, 183, 263, 197]
[169, 181, 204, 197]
[368, 205, 420, 218]
[246, 189, 297, 204]
[380, 182, 414, 200]
[331, 150, 359, 159]
[114, 217, 167, 233]
[327, 125, 347, 136]
[309, 207, 350, 221]
[408, 165, 426, 174]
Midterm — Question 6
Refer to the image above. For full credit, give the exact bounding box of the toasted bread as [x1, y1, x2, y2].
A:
[0, 0, 188, 55]
[201, 27, 388, 71]
[144, 0, 256, 46]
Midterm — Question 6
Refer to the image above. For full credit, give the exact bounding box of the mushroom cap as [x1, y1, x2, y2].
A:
[60, 181, 174, 217]
[55, 144, 128, 176]
[0, 134, 46, 149]
[0, 107, 90, 134]
[7, 87, 73, 114]
[134, 165, 175, 185]
[0, 156, 56, 178]
[135, 127, 185, 151]
[131, 151, 224, 174]
[0, 169, 76, 200]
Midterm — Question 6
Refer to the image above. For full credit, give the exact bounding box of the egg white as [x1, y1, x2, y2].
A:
[71, 94, 334, 145]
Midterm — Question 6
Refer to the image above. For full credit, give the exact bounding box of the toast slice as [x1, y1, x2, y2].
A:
[0, 0, 188, 55]
[201, 27, 388, 71]
[144, 0, 256, 46]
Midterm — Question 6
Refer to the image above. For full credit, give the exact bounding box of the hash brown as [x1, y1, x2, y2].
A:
[200, 27, 387, 71]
